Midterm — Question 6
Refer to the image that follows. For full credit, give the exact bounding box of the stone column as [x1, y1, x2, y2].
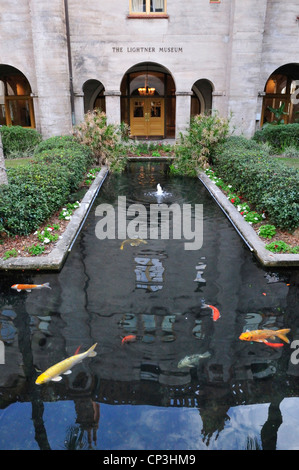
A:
[29, 0, 73, 138]
[226, 0, 268, 137]
[212, 91, 227, 118]
[0, 133, 8, 185]
[74, 93, 85, 126]
[104, 91, 121, 126]
[175, 91, 192, 138]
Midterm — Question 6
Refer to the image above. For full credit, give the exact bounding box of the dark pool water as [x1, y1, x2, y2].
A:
[0, 162, 298, 451]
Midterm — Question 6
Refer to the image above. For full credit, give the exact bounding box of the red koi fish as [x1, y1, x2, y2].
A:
[202, 303, 221, 321]
[122, 335, 136, 345]
[11, 282, 51, 292]
[74, 345, 82, 355]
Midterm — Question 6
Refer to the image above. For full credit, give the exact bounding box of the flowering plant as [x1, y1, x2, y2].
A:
[36, 224, 60, 244]
[59, 202, 80, 220]
[244, 211, 264, 224]
[266, 240, 299, 254]
[84, 168, 100, 186]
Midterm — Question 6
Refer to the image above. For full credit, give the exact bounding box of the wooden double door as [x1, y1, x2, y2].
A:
[130, 97, 164, 137]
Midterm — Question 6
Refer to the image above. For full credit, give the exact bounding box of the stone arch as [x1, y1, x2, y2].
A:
[191, 79, 214, 117]
[0, 64, 35, 127]
[120, 62, 176, 139]
[261, 63, 299, 125]
[83, 79, 106, 113]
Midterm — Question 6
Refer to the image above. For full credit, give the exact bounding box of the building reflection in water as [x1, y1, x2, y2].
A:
[0, 161, 298, 450]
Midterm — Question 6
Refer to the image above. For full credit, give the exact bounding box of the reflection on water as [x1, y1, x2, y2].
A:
[0, 162, 298, 450]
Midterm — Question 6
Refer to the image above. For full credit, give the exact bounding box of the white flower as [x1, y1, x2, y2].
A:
[65, 216, 71, 220]
[262, 213, 266, 219]
[47, 227, 53, 231]
[43, 238, 50, 244]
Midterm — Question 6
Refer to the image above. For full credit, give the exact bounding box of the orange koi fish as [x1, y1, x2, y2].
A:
[202, 303, 220, 322]
[11, 282, 51, 292]
[239, 328, 290, 347]
[121, 334, 136, 344]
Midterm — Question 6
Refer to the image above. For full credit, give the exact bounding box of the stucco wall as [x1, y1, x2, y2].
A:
[0, 0, 297, 138]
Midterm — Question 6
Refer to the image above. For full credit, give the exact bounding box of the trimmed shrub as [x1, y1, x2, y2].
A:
[253, 123, 299, 152]
[0, 126, 42, 158]
[0, 137, 93, 236]
[34, 143, 92, 191]
[212, 136, 299, 231]
[33, 135, 76, 154]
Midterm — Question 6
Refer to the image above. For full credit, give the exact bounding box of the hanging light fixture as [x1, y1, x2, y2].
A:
[138, 68, 155, 95]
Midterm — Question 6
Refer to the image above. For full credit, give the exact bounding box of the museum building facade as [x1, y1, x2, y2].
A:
[0, 0, 298, 140]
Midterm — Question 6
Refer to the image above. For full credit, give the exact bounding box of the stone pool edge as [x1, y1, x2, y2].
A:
[198, 171, 299, 268]
[0, 166, 109, 272]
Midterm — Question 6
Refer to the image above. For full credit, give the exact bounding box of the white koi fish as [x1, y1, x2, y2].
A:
[35, 343, 97, 384]
[178, 351, 211, 368]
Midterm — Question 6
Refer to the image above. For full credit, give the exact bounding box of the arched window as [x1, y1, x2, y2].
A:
[191, 79, 213, 117]
[261, 63, 299, 125]
[0, 65, 35, 128]
[83, 79, 106, 113]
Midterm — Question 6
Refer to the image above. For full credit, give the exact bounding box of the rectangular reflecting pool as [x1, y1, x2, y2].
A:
[0, 162, 298, 450]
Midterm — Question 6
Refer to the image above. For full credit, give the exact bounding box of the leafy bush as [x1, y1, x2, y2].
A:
[34, 144, 92, 191]
[212, 136, 299, 231]
[170, 112, 230, 176]
[33, 135, 76, 154]
[253, 123, 299, 152]
[73, 109, 128, 171]
[0, 126, 42, 158]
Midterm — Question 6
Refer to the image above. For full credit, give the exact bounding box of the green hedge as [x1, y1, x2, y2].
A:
[253, 123, 299, 151]
[211, 136, 299, 231]
[0, 126, 42, 157]
[0, 136, 93, 235]
[34, 142, 92, 192]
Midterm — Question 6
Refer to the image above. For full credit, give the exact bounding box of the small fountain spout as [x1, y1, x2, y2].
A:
[157, 184, 163, 196]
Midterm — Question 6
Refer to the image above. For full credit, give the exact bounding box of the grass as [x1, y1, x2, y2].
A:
[275, 156, 299, 170]
[5, 157, 32, 169]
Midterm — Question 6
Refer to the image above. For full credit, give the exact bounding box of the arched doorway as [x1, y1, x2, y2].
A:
[191, 79, 213, 117]
[0, 64, 35, 128]
[121, 62, 176, 139]
[261, 63, 299, 125]
[83, 79, 106, 113]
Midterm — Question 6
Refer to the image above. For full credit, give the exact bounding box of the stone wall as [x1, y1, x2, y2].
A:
[0, 0, 297, 138]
